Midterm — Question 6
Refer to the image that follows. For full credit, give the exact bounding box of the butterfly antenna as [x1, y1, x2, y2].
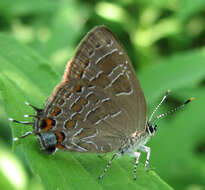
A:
[149, 90, 171, 122]
[152, 97, 195, 124]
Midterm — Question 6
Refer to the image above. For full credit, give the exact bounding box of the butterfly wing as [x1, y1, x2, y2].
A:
[44, 26, 147, 153]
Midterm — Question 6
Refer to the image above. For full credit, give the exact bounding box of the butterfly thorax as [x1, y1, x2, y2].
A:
[118, 122, 156, 156]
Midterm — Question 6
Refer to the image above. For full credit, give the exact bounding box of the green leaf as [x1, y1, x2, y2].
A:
[42, 1, 90, 74]
[176, 0, 205, 22]
[0, 34, 173, 190]
[0, 0, 58, 17]
[0, 138, 28, 190]
[139, 48, 205, 103]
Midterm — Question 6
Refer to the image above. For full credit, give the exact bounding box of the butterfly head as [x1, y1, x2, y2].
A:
[146, 122, 157, 137]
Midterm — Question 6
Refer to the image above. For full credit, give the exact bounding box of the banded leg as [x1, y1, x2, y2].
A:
[139, 145, 151, 171]
[13, 131, 33, 141]
[133, 152, 141, 180]
[8, 118, 33, 141]
[98, 153, 117, 179]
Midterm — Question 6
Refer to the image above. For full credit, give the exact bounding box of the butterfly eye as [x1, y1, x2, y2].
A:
[149, 125, 154, 133]
[154, 125, 157, 131]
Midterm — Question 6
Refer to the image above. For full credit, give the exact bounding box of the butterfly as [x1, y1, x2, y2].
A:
[9, 26, 194, 179]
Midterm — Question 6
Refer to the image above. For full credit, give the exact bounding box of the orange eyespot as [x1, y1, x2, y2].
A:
[40, 118, 56, 131]
[55, 132, 65, 143]
[50, 107, 61, 117]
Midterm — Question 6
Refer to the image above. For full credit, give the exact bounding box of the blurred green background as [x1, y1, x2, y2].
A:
[0, 0, 205, 190]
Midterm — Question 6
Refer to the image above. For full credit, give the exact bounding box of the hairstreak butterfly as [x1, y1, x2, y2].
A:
[9, 26, 194, 180]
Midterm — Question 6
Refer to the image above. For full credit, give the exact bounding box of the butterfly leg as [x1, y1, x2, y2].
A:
[8, 118, 33, 141]
[98, 153, 118, 180]
[139, 145, 151, 171]
[13, 131, 33, 141]
[133, 152, 141, 180]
